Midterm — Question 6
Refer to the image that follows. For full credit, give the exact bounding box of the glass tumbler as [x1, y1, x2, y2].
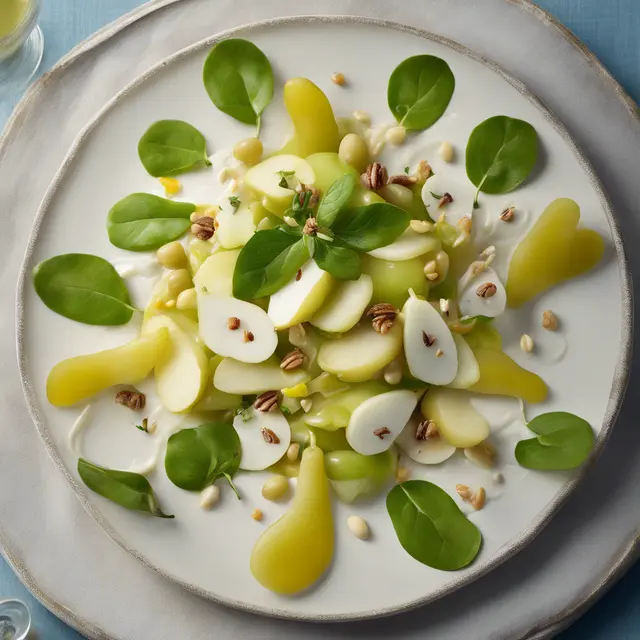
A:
[0, 599, 31, 640]
[0, 0, 43, 95]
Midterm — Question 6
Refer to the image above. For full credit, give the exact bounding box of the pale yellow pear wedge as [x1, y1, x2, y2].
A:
[47, 328, 169, 407]
[250, 436, 334, 595]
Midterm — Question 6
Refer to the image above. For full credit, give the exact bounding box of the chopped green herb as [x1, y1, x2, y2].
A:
[136, 418, 149, 433]
[429, 191, 443, 200]
[280, 405, 291, 415]
[236, 397, 254, 422]
[277, 170, 296, 189]
[229, 196, 241, 211]
[404, 166, 410, 174]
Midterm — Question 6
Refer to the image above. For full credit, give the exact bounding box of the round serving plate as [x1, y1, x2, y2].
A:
[15, 13, 631, 621]
[1, 1, 638, 638]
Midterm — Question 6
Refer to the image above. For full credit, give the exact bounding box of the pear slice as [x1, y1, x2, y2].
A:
[458, 266, 506, 319]
[346, 389, 418, 455]
[421, 387, 489, 448]
[198, 294, 277, 363]
[317, 322, 403, 382]
[310, 274, 373, 333]
[193, 249, 239, 296]
[448, 334, 480, 389]
[368, 229, 440, 261]
[234, 407, 291, 471]
[396, 415, 456, 464]
[244, 154, 315, 216]
[213, 357, 310, 395]
[143, 314, 209, 413]
[268, 260, 333, 330]
[215, 202, 256, 249]
[403, 296, 458, 385]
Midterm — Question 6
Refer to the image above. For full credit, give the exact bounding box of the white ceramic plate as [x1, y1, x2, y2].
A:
[17, 17, 630, 620]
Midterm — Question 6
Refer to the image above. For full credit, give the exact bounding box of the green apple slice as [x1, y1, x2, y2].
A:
[395, 415, 456, 464]
[234, 407, 291, 471]
[447, 334, 480, 389]
[213, 357, 310, 395]
[403, 296, 458, 385]
[143, 314, 209, 413]
[458, 266, 506, 319]
[346, 389, 418, 455]
[367, 229, 440, 261]
[193, 249, 240, 296]
[215, 202, 256, 249]
[197, 294, 277, 363]
[317, 322, 403, 382]
[421, 387, 489, 448]
[310, 274, 373, 333]
[268, 260, 333, 330]
[244, 154, 315, 216]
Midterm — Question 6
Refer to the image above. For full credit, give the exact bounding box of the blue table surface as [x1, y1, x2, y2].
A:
[0, 1, 638, 638]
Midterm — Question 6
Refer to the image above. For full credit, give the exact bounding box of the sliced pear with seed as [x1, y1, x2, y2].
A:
[421, 387, 489, 448]
[346, 389, 418, 455]
[367, 229, 440, 261]
[403, 296, 458, 385]
[318, 321, 403, 382]
[396, 415, 456, 464]
[213, 357, 310, 395]
[193, 249, 239, 296]
[310, 274, 373, 333]
[268, 260, 333, 330]
[197, 294, 277, 363]
[215, 202, 257, 249]
[234, 407, 291, 471]
[447, 334, 480, 389]
[458, 266, 507, 319]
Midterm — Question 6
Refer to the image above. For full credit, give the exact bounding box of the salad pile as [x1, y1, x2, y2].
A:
[33, 38, 604, 595]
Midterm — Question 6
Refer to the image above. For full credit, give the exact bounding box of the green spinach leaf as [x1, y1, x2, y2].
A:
[203, 39, 274, 135]
[316, 174, 356, 227]
[233, 229, 309, 300]
[107, 193, 195, 251]
[515, 412, 594, 470]
[78, 458, 173, 518]
[165, 423, 242, 496]
[313, 240, 361, 280]
[465, 115, 537, 207]
[137, 120, 211, 177]
[33, 253, 135, 326]
[388, 55, 455, 130]
[332, 203, 410, 252]
[387, 480, 482, 570]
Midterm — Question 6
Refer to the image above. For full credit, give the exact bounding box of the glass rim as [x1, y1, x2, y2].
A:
[0, 1, 40, 48]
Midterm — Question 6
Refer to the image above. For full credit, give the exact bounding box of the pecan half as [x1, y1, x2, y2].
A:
[115, 390, 146, 411]
[415, 419, 438, 440]
[361, 162, 388, 190]
[261, 427, 281, 444]
[367, 302, 398, 334]
[476, 282, 497, 298]
[254, 390, 280, 413]
[280, 348, 305, 371]
[303, 217, 318, 236]
[191, 215, 215, 240]
[387, 174, 418, 187]
[373, 427, 391, 439]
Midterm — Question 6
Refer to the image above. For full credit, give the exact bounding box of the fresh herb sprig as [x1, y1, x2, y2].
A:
[232, 174, 410, 300]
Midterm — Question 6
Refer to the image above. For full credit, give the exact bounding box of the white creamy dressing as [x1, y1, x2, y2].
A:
[69, 404, 93, 456]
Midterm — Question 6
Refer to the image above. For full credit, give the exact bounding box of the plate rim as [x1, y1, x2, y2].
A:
[13, 11, 634, 625]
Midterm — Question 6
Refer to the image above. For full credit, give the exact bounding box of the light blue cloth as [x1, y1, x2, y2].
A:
[0, 1, 637, 638]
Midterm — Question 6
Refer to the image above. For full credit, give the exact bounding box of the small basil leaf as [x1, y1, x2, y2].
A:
[387, 480, 481, 570]
[165, 423, 241, 494]
[387, 55, 455, 130]
[515, 412, 594, 470]
[314, 241, 361, 280]
[107, 193, 195, 251]
[316, 174, 356, 227]
[203, 39, 274, 133]
[466, 116, 537, 205]
[332, 203, 410, 252]
[137, 120, 211, 177]
[233, 229, 309, 300]
[78, 458, 173, 518]
[33, 253, 135, 326]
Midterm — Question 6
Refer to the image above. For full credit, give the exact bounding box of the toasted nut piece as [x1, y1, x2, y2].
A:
[227, 316, 240, 331]
[200, 485, 220, 510]
[367, 302, 398, 334]
[286, 443, 300, 461]
[426, 272, 439, 281]
[261, 427, 280, 444]
[251, 509, 263, 521]
[191, 215, 215, 240]
[303, 217, 318, 236]
[520, 334, 534, 353]
[456, 484, 473, 501]
[115, 390, 145, 411]
[438, 141, 455, 163]
[415, 419, 438, 440]
[410, 219, 434, 233]
[500, 206, 515, 222]
[465, 441, 497, 468]
[436, 349, 444, 358]
[331, 72, 346, 85]
[415, 160, 433, 182]
[281, 348, 305, 370]
[347, 515, 370, 540]
[159, 177, 181, 195]
[476, 282, 497, 298]
[396, 466, 411, 483]
[176, 287, 197, 310]
[156, 241, 187, 270]
[261, 475, 289, 501]
[471, 487, 486, 510]
[361, 162, 388, 191]
[386, 125, 407, 146]
[254, 390, 280, 413]
[424, 260, 438, 276]
[353, 110, 371, 125]
[542, 310, 559, 330]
